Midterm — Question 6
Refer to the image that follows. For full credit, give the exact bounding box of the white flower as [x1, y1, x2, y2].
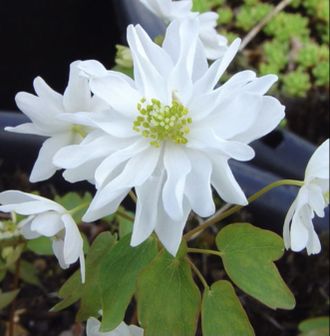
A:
[55, 19, 284, 256]
[0, 190, 85, 281]
[283, 139, 329, 255]
[86, 318, 143, 336]
[6, 61, 106, 183]
[139, 0, 228, 59]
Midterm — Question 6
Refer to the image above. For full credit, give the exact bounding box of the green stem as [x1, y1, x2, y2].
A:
[117, 209, 135, 222]
[186, 257, 209, 289]
[184, 179, 304, 241]
[68, 202, 90, 216]
[129, 190, 137, 203]
[187, 248, 223, 258]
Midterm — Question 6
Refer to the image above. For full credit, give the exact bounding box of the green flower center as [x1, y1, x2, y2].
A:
[71, 124, 87, 138]
[133, 98, 192, 148]
[324, 191, 330, 204]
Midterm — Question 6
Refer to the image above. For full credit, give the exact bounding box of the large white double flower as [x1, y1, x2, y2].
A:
[284, 139, 329, 255]
[0, 191, 85, 281]
[55, 19, 285, 255]
[139, 0, 228, 59]
[7, 61, 106, 183]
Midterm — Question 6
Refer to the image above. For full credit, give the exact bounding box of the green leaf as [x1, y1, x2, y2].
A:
[52, 232, 116, 320]
[299, 317, 330, 336]
[100, 235, 158, 332]
[216, 223, 295, 310]
[55, 192, 92, 223]
[0, 259, 6, 282]
[0, 289, 20, 310]
[116, 207, 134, 238]
[8, 260, 42, 287]
[202, 280, 255, 336]
[27, 237, 53, 255]
[136, 251, 201, 336]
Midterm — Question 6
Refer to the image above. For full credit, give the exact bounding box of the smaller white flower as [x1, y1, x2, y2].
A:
[7, 61, 106, 183]
[0, 190, 85, 281]
[86, 317, 143, 336]
[283, 139, 329, 255]
[139, 0, 228, 59]
[0, 217, 21, 240]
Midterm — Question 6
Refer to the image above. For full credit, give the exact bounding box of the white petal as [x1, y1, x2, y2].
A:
[306, 229, 321, 255]
[283, 199, 298, 249]
[83, 189, 129, 222]
[245, 74, 278, 95]
[33, 77, 63, 109]
[128, 325, 144, 336]
[155, 199, 191, 256]
[193, 92, 262, 139]
[305, 139, 329, 181]
[234, 96, 285, 144]
[132, 25, 173, 78]
[193, 38, 240, 95]
[167, 19, 200, 103]
[62, 159, 102, 184]
[188, 129, 255, 161]
[308, 184, 326, 217]
[63, 61, 92, 112]
[5, 123, 47, 136]
[100, 147, 160, 193]
[90, 75, 142, 117]
[0, 191, 63, 214]
[290, 206, 310, 252]
[62, 214, 84, 270]
[53, 132, 113, 170]
[210, 156, 248, 205]
[30, 133, 73, 182]
[86, 317, 102, 336]
[18, 217, 41, 239]
[30, 211, 63, 237]
[127, 25, 170, 102]
[52, 240, 69, 269]
[184, 150, 215, 217]
[131, 172, 165, 247]
[15, 91, 66, 133]
[79, 60, 109, 79]
[95, 139, 149, 188]
[162, 144, 191, 221]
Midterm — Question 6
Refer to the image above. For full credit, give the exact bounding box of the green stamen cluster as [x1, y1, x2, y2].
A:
[133, 98, 192, 148]
[71, 125, 87, 138]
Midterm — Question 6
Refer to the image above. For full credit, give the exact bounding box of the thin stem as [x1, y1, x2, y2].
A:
[186, 257, 209, 289]
[68, 202, 90, 216]
[9, 259, 20, 336]
[129, 190, 137, 203]
[117, 209, 135, 222]
[240, 0, 292, 51]
[187, 248, 223, 258]
[184, 179, 303, 241]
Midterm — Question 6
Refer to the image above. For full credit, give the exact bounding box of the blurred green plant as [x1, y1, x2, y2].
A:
[199, 0, 330, 98]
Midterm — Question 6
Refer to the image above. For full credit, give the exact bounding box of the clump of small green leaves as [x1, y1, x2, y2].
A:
[198, 0, 330, 98]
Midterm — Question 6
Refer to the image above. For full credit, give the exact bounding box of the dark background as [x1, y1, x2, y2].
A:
[0, 0, 122, 110]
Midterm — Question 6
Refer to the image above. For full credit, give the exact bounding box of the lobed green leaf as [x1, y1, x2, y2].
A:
[136, 251, 201, 336]
[202, 280, 255, 336]
[216, 223, 296, 310]
[100, 235, 158, 332]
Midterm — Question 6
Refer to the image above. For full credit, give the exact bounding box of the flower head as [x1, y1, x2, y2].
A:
[55, 19, 284, 256]
[283, 139, 329, 255]
[7, 61, 106, 183]
[0, 190, 85, 281]
[86, 318, 143, 336]
[139, 0, 228, 59]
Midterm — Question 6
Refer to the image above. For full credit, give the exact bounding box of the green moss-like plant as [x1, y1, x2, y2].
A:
[198, 0, 329, 98]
